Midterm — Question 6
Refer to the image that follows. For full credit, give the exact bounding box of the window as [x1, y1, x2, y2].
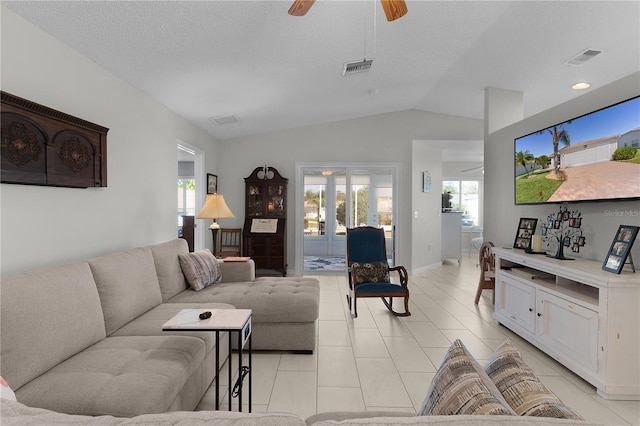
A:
[177, 178, 196, 226]
[442, 180, 479, 226]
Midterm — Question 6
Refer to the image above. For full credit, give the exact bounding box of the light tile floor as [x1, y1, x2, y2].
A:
[196, 259, 640, 425]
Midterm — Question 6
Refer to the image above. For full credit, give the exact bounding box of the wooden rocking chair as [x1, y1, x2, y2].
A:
[345, 226, 410, 318]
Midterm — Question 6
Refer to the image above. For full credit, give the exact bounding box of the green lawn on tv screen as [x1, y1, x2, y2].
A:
[515, 170, 564, 204]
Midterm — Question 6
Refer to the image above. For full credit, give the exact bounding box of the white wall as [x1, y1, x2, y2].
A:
[485, 72, 640, 263]
[216, 111, 483, 273]
[0, 8, 219, 275]
[411, 141, 444, 272]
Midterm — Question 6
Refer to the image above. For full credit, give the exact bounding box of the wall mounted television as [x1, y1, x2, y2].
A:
[514, 96, 640, 205]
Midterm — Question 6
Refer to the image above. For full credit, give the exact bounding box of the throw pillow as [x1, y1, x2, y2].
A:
[178, 249, 222, 291]
[351, 261, 390, 285]
[417, 339, 515, 416]
[485, 340, 583, 419]
[1, 376, 16, 401]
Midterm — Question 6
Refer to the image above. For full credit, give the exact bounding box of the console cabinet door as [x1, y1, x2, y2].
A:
[498, 274, 536, 334]
[536, 290, 598, 373]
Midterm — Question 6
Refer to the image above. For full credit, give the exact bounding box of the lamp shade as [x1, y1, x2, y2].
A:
[196, 194, 235, 220]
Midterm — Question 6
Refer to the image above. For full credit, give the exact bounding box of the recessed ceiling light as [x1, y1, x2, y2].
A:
[572, 82, 591, 90]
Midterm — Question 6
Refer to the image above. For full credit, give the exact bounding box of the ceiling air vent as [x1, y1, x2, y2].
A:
[210, 115, 239, 125]
[565, 49, 602, 66]
[342, 58, 373, 76]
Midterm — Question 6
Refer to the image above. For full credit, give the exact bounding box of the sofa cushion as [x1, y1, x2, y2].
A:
[112, 302, 235, 353]
[0, 262, 106, 390]
[485, 340, 583, 419]
[88, 247, 163, 336]
[418, 339, 515, 416]
[167, 277, 320, 323]
[1, 399, 308, 425]
[219, 258, 256, 282]
[14, 335, 205, 418]
[178, 249, 221, 291]
[148, 239, 190, 302]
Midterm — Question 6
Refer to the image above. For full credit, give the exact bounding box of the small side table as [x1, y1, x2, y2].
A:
[162, 309, 252, 412]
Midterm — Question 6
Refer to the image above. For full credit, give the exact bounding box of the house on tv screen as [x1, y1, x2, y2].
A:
[557, 128, 640, 168]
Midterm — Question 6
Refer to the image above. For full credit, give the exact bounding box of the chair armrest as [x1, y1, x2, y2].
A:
[389, 265, 409, 288]
[218, 259, 256, 282]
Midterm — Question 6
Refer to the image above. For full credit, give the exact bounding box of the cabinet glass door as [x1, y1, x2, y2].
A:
[247, 184, 263, 217]
[268, 184, 286, 217]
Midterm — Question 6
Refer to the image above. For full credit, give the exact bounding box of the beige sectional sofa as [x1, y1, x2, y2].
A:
[1, 238, 598, 425]
[0, 239, 320, 418]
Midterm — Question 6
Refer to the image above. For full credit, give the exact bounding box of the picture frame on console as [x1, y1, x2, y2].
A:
[602, 225, 639, 274]
[513, 217, 538, 250]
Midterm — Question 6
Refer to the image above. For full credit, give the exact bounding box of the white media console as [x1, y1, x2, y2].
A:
[492, 247, 639, 400]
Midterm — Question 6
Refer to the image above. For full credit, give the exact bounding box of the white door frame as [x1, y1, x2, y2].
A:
[295, 162, 401, 275]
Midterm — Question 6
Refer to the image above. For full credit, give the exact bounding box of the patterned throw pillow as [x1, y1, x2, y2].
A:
[417, 339, 515, 416]
[350, 261, 390, 285]
[485, 340, 583, 419]
[178, 249, 222, 291]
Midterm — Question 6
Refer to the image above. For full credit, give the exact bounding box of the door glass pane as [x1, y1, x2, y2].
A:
[304, 176, 326, 236]
[350, 175, 370, 228]
[376, 186, 392, 237]
[334, 176, 346, 236]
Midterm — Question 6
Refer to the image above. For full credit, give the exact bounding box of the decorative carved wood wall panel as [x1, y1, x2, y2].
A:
[1, 91, 108, 188]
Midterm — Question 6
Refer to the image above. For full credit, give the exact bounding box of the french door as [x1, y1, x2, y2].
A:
[296, 164, 398, 274]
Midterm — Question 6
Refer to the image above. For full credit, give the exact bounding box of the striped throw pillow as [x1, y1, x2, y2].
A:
[485, 340, 583, 419]
[178, 249, 221, 291]
[417, 339, 515, 416]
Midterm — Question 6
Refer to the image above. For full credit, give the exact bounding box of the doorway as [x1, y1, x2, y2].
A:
[177, 140, 205, 251]
[295, 163, 398, 275]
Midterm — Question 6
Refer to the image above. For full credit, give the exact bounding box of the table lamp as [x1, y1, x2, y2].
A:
[196, 193, 235, 256]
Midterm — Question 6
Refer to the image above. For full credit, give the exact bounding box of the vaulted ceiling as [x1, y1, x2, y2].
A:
[4, 1, 639, 141]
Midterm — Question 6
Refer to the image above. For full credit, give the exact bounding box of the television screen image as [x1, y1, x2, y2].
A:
[514, 96, 640, 205]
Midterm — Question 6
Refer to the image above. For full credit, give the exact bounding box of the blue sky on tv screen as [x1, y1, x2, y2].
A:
[516, 96, 640, 158]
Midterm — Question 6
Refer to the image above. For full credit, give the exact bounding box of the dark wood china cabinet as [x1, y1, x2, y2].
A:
[242, 166, 288, 276]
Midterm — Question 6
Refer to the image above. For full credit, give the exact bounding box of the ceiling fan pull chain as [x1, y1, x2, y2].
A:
[373, 0, 377, 58]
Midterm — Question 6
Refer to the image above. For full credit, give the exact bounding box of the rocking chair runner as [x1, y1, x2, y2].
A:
[345, 226, 410, 318]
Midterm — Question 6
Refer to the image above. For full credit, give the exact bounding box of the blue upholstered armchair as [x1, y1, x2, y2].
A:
[345, 226, 410, 318]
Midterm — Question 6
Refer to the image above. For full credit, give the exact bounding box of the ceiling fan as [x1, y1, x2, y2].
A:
[462, 165, 485, 174]
[288, 0, 408, 22]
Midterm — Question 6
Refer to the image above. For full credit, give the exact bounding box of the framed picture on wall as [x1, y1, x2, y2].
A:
[602, 225, 639, 274]
[207, 173, 218, 194]
[513, 217, 538, 250]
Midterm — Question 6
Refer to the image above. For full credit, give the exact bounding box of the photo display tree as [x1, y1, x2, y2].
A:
[540, 203, 585, 260]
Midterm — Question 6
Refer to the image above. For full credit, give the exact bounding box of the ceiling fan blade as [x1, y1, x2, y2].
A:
[462, 166, 485, 173]
[288, 0, 316, 17]
[380, 0, 408, 21]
